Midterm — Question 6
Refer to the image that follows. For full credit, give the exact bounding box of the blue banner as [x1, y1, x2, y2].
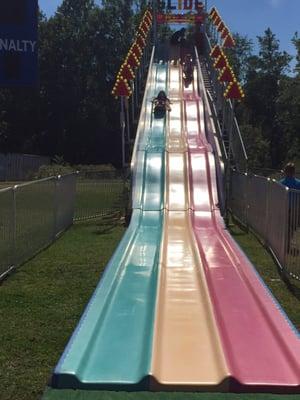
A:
[0, 0, 38, 87]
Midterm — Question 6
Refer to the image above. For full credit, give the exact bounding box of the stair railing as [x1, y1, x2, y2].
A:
[203, 32, 248, 173]
[195, 46, 226, 215]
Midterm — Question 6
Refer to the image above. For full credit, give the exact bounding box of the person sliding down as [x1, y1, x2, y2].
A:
[182, 54, 194, 86]
[152, 91, 171, 113]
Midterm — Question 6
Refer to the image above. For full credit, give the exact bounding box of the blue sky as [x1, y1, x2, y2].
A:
[39, 0, 299, 65]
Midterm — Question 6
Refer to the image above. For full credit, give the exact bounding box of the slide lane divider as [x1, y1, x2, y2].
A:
[189, 64, 300, 392]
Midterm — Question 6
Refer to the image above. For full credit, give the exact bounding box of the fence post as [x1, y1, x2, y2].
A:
[120, 98, 126, 168]
[224, 162, 230, 226]
[12, 186, 17, 267]
[53, 176, 60, 239]
[245, 172, 249, 230]
[283, 187, 289, 269]
[264, 178, 271, 245]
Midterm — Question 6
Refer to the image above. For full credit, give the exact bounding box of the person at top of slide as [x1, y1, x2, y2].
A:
[170, 28, 186, 45]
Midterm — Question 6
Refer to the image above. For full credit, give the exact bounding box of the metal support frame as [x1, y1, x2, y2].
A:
[125, 97, 130, 144]
[130, 81, 135, 124]
[120, 97, 126, 168]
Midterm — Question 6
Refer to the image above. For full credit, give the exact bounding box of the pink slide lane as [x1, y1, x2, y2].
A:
[183, 78, 300, 393]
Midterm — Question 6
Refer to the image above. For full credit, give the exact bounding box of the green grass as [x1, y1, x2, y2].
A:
[0, 219, 125, 400]
[42, 390, 300, 400]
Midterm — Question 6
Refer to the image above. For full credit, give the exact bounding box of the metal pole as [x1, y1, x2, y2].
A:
[224, 98, 234, 225]
[12, 186, 17, 267]
[120, 97, 126, 168]
[265, 178, 271, 244]
[54, 175, 59, 238]
[130, 81, 135, 124]
[228, 99, 235, 159]
[224, 151, 230, 226]
[228, 99, 235, 162]
[135, 74, 139, 110]
[125, 97, 130, 144]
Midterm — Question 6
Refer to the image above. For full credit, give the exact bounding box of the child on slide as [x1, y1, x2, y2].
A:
[152, 91, 171, 112]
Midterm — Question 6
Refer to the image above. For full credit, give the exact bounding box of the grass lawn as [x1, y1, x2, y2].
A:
[1, 218, 299, 400]
[0, 219, 125, 400]
[42, 390, 300, 400]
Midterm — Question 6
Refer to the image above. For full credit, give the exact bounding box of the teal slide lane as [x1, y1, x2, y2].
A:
[132, 63, 167, 211]
[52, 62, 167, 390]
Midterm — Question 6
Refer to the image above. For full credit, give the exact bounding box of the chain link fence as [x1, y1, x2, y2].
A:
[0, 174, 76, 280]
[229, 170, 300, 280]
[0, 153, 50, 181]
[0, 171, 127, 281]
[74, 171, 126, 221]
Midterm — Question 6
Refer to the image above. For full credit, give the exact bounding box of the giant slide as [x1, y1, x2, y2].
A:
[52, 50, 300, 393]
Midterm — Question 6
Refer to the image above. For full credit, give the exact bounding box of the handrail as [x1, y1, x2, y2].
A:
[203, 32, 248, 166]
[233, 115, 248, 162]
[206, 90, 228, 160]
[0, 186, 13, 194]
[195, 46, 226, 214]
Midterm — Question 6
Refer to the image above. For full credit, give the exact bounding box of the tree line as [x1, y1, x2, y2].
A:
[0, 0, 147, 167]
[0, 0, 299, 171]
[228, 29, 300, 171]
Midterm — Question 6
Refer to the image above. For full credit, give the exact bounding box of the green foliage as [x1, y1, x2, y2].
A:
[292, 32, 300, 75]
[226, 33, 253, 83]
[75, 164, 117, 173]
[277, 75, 300, 161]
[239, 124, 271, 170]
[234, 28, 299, 170]
[34, 163, 118, 179]
[34, 164, 75, 178]
[0, 0, 142, 167]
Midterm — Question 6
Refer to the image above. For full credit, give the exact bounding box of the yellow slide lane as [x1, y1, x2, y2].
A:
[151, 65, 229, 390]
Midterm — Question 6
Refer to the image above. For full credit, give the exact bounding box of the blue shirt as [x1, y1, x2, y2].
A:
[279, 177, 300, 190]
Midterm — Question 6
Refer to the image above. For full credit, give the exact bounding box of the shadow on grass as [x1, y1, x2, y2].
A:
[95, 212, 125, 235]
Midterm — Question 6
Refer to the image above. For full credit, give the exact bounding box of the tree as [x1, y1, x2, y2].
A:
[277, 35, 300, 162]
[292, 32, 300, 75]
[0, 0, 139, 166]
[226, 33, 253, 83]
[243, 28, 292, 167]
[239, 124, 271, 170]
